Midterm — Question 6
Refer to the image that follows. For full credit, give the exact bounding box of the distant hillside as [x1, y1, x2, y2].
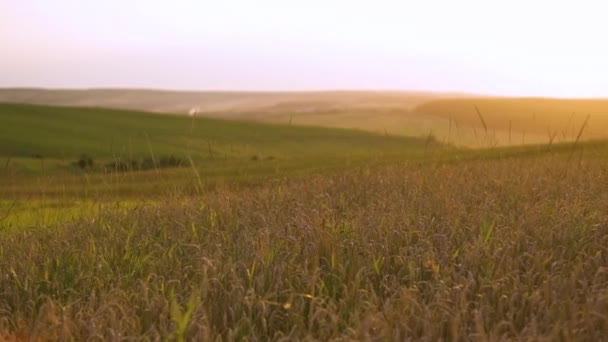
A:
[0, 88, 463, 116]
[5, 89, 608, 147]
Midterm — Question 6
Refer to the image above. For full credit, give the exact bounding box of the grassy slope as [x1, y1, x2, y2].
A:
[248, 108, 447, 141]
[0, 103, 432, 161]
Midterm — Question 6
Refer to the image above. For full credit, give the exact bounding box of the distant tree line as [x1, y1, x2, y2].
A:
[72, 154, 187, 172]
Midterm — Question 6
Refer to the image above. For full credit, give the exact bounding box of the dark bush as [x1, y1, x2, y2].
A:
[103, 155, 187, 173]
[141, 158, 156, 170]
[74, 154, 94, 170]
[104, 160, 132, 172]
[159, 155, 186, 168]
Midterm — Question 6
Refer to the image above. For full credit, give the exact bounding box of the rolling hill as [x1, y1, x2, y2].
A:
[4, 89, 608, 147]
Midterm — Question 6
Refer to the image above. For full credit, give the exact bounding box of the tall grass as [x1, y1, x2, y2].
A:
[1, 152, 607, 340]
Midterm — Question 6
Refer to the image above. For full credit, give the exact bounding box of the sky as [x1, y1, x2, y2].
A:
[1, 0, 608, 97]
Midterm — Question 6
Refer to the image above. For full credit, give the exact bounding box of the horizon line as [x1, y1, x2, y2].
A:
[3, 87, 608, 100]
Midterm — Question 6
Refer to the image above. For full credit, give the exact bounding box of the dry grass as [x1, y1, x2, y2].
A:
[1, 151, 608, 340]
[414, 97, 608, 145]
[222, 97, 608, 147]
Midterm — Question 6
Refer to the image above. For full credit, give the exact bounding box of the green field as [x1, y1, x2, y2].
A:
[1, 102, 608, 340]
[0, 103, 435, 161]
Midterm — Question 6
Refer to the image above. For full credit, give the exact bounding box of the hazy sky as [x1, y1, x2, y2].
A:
[2, 0, 608, 97]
